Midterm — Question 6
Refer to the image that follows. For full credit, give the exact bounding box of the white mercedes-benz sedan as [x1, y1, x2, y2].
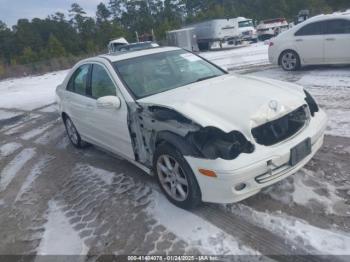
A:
[56, 46, 327, 209]
[269, 12, 350, 71]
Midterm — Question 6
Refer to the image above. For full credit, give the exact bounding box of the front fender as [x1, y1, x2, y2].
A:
[155, 131, 202, 158]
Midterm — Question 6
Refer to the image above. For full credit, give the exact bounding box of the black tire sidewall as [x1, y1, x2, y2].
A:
[153, 143, 202, 209]
[64, 116, 84, 148]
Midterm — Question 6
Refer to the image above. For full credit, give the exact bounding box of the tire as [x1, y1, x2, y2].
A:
[280, 50, 301, 71]
[153, 143, 201, 209]
[63, 115, 88, 148]
[198, 42, 209, 51]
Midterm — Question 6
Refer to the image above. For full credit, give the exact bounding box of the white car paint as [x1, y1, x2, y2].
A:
[56, 47, 327, 204]
[268, 12, 350, 69]
[139, 74, 306, 135]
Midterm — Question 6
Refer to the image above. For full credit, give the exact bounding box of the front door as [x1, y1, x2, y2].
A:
[86, 63, 135, 160]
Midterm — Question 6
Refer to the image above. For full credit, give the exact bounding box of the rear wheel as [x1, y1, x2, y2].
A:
[63, 116, 87, 148]
[154, 143, 201, 209]
[280, 50, 301, 71]
[198, 42, 209, 51]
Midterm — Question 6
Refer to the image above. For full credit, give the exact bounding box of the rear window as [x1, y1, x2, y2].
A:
[325, 19, 350, 34]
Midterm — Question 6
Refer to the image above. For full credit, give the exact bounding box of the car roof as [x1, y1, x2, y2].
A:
[100, 46, 182, 63]
[307, 12, 350, 22]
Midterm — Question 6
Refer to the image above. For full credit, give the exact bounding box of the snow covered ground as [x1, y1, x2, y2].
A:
[0, 43, 349, 258]
[147, 191, 260, 256]
[0, 70, 68, 110]
[200, 42, 269, 70]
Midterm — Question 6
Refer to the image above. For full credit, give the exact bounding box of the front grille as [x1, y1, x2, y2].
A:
[255, 164, 290, 184]
[252, 106, 308, 146]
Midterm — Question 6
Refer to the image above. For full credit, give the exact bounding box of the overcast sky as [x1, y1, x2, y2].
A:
[0, 0, 108, 27]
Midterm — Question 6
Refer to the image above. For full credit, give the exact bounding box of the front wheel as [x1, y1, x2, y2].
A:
[280, 50, 301, 71]
[154, 143, 201, 209]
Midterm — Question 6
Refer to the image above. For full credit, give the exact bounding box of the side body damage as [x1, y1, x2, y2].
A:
[127, 103, 255, 168]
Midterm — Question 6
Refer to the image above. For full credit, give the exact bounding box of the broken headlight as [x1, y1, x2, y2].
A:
[304, 90, 319, 117]
[190, 127, 255, 160]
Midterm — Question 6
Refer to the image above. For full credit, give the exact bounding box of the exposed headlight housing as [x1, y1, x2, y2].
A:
[304, 90, 319, 117]
[190, 127, 255, 160]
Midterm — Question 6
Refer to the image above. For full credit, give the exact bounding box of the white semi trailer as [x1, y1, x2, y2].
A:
[184, 19, 240, 50]
[166, 28, 199, 52]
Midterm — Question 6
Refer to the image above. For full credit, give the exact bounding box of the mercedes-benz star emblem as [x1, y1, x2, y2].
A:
[269, 100, 279, 112]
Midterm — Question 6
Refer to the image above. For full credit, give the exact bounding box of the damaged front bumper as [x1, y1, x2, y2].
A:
[184, 109, 327, 204]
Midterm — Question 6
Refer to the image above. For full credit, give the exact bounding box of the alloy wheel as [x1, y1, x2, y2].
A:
[157, 155, 189, 202]
[281, 52, 298, 70]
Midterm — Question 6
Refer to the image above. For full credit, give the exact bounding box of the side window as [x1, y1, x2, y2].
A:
[67, 64, 90, 96]
[326, 19, 350, 34]
[295, 22, 324, 36]
[91, 64, 117, 99]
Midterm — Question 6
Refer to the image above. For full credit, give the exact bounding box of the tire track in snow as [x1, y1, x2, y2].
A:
[0, 148, 36, 192]
[146, 191, 261, 257]
[36, 200, 89, 256]
[34, 125, 65, 145]
[43, 163, 159, 256]
[0, 142, 22, 158]
[226, 203, 350, 259]
[40, 163, 262, 257]
[15, 155, 55, 202]
[20, 121, 57, 140]
[194, 205, 318, 261]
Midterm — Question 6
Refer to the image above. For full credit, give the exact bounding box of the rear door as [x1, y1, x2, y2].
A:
[324, 19, 350, 63]
[64, 64, 91, 136]
[86, 63, 135, 160]
[294, 21, 326, 64]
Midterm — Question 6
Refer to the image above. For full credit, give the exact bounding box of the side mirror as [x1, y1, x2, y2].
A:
[97, 96, 121, 109]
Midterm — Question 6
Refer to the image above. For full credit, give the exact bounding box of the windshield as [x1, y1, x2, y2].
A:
[113, 50, 225, 99]
[239, 20, 253, 28]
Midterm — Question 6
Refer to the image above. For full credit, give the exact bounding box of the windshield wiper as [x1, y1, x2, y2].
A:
[195, 75, 220, 83]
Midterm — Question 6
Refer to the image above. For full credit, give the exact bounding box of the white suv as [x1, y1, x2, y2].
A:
[56, 47, 327, 209]
[269, 12, 350, 71]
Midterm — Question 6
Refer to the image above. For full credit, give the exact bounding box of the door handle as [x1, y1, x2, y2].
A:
[295, 39, 303, 42]
[326, 38, 335, 41]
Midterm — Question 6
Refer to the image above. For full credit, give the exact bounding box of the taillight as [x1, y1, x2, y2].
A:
[269, 41, 274, 47]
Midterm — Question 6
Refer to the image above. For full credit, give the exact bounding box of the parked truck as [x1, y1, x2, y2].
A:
[184, 19, 241, 51]
[295, 10, 310, 25]
[108, 37, 129, 53]
[234, 17, 258, 43]
[257, 18, 289, 41]
[166, 28, 199, 51]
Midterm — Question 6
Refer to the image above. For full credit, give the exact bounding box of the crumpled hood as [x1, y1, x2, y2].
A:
[138, 74, 306, 138]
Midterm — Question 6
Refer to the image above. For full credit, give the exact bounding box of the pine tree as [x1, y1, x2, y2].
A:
[20, 47, 38, 64]
[69, 3, 87, 33]
[47, 34, 66, 58]
[97, 3, 111, 25]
